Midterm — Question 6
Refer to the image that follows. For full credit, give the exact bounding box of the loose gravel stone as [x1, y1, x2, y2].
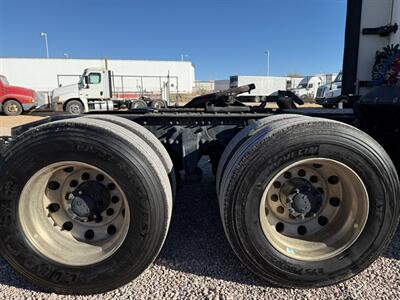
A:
[0, 154, 399, 299]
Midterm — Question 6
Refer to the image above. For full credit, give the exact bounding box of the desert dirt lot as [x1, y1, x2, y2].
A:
[0, 115, 45, 136]
[0, 115, 399, 299]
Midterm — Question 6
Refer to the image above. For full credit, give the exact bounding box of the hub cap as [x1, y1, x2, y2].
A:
[19, 162, 130, 266]
[259, 158, 369, 261]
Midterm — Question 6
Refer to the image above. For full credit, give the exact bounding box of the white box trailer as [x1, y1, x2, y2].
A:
[229, 75, 303, 101]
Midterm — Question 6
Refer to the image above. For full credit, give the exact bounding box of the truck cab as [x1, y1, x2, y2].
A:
[0, 75, 37, 116]
[52, 68, 114, 114]
[293, 75, 324, 100]
[315, 72, 344, 108]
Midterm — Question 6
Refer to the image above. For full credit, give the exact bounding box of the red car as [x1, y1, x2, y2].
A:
[0, 75, 37, 116]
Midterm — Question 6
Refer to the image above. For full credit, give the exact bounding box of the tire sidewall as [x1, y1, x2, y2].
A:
[225, 130, 396, 286]
[0, 133, 167, 293]
[3, 100, 23, 116]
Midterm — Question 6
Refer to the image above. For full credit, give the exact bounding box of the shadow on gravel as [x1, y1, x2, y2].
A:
[155, 158, 270, 287]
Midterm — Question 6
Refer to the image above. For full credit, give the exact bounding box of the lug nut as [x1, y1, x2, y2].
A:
[284, 172, 292, 179]
[277, 206, 285, 214]
[62, 222, 73, 231]
[111, 196, 119, 204]
[297, 225, 307, 235]
[63, 167, 74, 173]
[298, 169, 306, 177]
[81, 173, 90, 181]
[275, 222, 284, 233]
[70, 180, 78, 188]
[328, 175, 339, 185]
[271, 194, 279, 202]
[96, 174, 105, 182]
[48, 203, 60, 213]
[107, 183, 116, 191]
[329, 197, 341, 207]
[318, 216, 328, 226]
[273, 181, 281, 189]
[107, 225, 117, 235]
[106, 208, 114, 216]
[84, 230, 95, 240]
[48, 181, 60, 191]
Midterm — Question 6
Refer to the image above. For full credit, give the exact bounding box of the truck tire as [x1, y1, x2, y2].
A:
[150, 99, 167, 109]
[2, 99, 23, 116]
[0, 118, 172, 294]
[216, 114, 307, 197]
[130, 99, 147, 109]
[83, 115, 176, 199]
[219, 117, 400, 288]
[65, 100, 84, 115]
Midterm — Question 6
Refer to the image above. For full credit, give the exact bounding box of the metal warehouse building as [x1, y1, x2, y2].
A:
[0, 57, 196, 105]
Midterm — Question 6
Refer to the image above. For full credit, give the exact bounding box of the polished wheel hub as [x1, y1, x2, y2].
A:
[259, 158, 369, 261]
[19, 162, 130, 266]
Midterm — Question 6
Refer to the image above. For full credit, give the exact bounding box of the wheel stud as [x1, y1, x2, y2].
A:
[62, 222, 73, 231]
[95, 216, 103, 223]
[107, 225, 117, 235]
[318, 216, 328, 226]
[70, 180, 78, 188]
[275, 222, 284, 233]
[310, 176, 318, 183]
[284, 172, 292, 179]
[96, 174, 104, 182]
[48, 181, 60, 190]
[106, 208, 114, 216]
[84, 230, 95, 240]
[328, 175, 339, 185]
[329, 197, 341, 207]
[277, 206, 285, 214]
[111, 196, 119, 204]
[271, 194, 279, 202]
[63, 167, 74, 173]
[107, 183, 116, 191]
[81, 172, 90, 181]
[273, 181, 281, 189]
[297, 225, 307, 235]
[48, 203, 60, 213]
[298, 169, 306, 177]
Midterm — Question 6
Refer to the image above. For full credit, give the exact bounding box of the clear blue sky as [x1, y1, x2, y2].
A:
[0, 0, 347, 80]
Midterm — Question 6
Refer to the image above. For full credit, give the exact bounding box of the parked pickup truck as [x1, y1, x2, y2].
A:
[0, 75, 37, 116]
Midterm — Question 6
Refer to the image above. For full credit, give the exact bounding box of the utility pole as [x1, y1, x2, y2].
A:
[265, 50, 270, 76]
[40, 32, 49, 58]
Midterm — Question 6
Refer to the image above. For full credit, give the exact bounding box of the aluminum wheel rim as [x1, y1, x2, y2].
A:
[19, 162, 130, 266]
[259, 158, 369, 261]
[69, 104, 81, 114]
[7, 103, 18, 113]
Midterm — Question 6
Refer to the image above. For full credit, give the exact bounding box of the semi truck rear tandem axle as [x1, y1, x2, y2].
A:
[0, 0, 400, 294]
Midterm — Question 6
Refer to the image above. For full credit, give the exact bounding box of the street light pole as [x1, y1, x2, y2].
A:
[40, 32, 49, 58]
[265, 50, 270, 76]
[181, 54, 188, 61]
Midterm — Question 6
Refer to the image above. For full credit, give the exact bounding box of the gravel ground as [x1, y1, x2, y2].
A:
[0, 117, 399, 299]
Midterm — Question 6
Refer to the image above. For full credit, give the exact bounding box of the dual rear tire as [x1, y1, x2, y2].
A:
[217, 114, 400, 287]
[0, 117, 174, 294]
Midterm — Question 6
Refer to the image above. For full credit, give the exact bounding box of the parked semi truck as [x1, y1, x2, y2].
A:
[51, 67, 168, 114]
[0, 75, 37, 116]
[292, 73, 337, 100]
[0, 0, 400, 295]
[315, 72, 344, 108]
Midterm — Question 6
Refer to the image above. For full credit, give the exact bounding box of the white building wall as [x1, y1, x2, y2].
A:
[0, 58, 195, 94]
